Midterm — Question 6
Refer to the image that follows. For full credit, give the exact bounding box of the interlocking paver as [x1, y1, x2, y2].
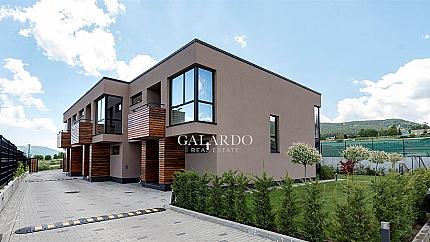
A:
[0, 170, 272, 242]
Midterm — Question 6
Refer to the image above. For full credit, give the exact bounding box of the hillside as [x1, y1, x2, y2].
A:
[321, 119, 422, 137]
[18, 146, 61, 157]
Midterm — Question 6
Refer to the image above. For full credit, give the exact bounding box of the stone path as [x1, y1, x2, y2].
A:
[0, 170, 271, 242]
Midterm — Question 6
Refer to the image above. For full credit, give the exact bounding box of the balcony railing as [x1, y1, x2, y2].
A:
[71, 119, 93, 145]
[57, 130, 71, 148]
[128, 103, 166, 140]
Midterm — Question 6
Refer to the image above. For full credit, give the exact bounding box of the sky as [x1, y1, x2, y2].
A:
[0, 0, 429, 149]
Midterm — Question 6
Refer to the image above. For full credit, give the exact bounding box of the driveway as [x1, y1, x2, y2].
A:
[0, 170, 270, 242]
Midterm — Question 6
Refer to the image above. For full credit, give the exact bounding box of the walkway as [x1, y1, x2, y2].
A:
[0, 170, 270, 242]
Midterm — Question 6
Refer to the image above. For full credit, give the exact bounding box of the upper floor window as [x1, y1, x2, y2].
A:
[130, 92, 142, 106]
[95, 95, 122, 135]
[270, 115, 279, 153]
[170, 66, 214, 125]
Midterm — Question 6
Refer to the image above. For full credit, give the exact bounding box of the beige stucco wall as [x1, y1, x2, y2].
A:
[63, 40, 321, 181]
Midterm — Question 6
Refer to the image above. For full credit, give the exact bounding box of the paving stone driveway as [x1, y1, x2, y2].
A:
[0, 170, 270, 242]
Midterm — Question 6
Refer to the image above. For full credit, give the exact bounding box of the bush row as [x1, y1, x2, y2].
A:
[172, 169, 430, 242]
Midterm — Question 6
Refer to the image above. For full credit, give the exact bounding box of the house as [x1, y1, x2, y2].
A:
[57, 39, 321, 190]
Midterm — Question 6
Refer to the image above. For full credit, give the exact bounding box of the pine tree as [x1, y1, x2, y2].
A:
[303, 182, 326, 242]
[277, 173, 299, 236]
[253, 171, 275, 230]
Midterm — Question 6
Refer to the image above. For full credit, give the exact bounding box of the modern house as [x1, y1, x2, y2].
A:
[57, 39, 321, 190]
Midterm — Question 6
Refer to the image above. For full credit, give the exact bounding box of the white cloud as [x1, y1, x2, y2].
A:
[0, 0, 155, 79]
[0, 58, 47, 110]
[233, 35, 247, 48]
[0, 58, 56, 133]
[116, 54, 157, 81]
[328, 58, 430, 124]
[425, 34, 430, 39]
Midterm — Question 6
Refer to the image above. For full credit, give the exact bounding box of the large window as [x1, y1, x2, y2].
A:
[170, 66, 214, 125]
[270, 115, 279, 153]
[95, 95, 122, 135]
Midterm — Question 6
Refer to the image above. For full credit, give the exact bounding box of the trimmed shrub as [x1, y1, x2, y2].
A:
[330, 181, 378, 242]
[319, 165, 335, 180]
[207, 174, 224, 217]
[171, 170, 200, 210]
[303, 182, 326, 242]
[253, 171, 275, 230]
[405, 169, 430, 223]
[14, 161, 27, 178]
[38, 160, 50, 171]
[194, 173, 210, 213]
[222, 170, 237, 220]
[235, 173, 251, 224]
[277, 173, 299, 236]
[372, 172, 414, 242]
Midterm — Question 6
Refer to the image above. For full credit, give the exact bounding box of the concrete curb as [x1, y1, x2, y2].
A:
[0, 172, 28, 213]
[413, 219, 430, 242]
[165, 205, 307, 242]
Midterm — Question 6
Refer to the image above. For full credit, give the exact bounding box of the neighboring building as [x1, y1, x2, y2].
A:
[411, 129, 427, 136]
[57, 39, 321, 190]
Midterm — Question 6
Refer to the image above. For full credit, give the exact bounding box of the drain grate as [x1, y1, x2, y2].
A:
[64, 191, 80, 194]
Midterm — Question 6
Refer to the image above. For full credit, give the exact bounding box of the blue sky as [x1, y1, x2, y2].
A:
[0, 0, 430, 149]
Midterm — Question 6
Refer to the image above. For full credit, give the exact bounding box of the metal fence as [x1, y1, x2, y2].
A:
[321, 137, 430, 157]
[0, 135, 27, 188]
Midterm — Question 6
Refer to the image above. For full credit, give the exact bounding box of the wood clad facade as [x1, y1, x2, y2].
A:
[82, 145, 90, 177]
[71, 121, 93, 145]
[140, 140, 159, 183]
[89, 143, 110, 179]
[128, 106, 166, 140]
[159, 137, 185, 184]
[57, 131, 71, 148]
[70, 146, 82, 176]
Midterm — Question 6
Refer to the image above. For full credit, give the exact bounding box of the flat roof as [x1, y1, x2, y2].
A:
[64, 39, 320, 116]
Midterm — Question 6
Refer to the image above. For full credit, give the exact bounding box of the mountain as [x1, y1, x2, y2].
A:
[18, 146, 61, 157]
[321, 119, 423, 137]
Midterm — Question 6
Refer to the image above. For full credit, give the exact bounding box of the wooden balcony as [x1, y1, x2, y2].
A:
[128, 103, 166, 140]
[71, 119, 93, 145]
[57, 131, 71, 148]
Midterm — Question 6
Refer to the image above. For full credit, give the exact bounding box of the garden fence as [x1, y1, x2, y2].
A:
[321, 137, 430, 157]
[0, 135, 27, 188]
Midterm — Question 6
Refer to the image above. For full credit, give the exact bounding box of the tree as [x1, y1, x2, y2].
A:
[207, 174, 224, 217]
[387, 152, 403, 170]
[303, 182, 326, 242]
[277, 173, 299, 236]
[358, 128, 378, 137]
[386, 125, 399, 136]
[222, 170, 237, 220]
[287, 143, 322, 182]
[44, 155, 52, 160]
[33, 155, 44, 160]
[341, 145, 370, 176]
[253, 171, 275, 230]
[369, 150, 388, 178]
[330, 182, 377, 241]
[235, 173, 251, 224]
[53, 154, 59, 159]
[58, 152, 65, 159]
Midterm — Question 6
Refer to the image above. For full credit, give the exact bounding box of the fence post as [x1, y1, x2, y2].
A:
[372, 139, 374, 150]
[381, 222, 390, 242]
[402, 139, 405, 156]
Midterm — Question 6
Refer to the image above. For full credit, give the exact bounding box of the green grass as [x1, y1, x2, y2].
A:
[268, 175, 379, 218]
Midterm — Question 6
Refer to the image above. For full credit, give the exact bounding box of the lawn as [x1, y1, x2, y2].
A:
[268, 175, 379, 218]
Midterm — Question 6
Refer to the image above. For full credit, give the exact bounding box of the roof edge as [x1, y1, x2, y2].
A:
[63, 76, 128, 116]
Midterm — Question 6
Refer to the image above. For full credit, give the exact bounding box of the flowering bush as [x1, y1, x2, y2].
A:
[287, 143, 322, 182]
[369, 150, 389, 177]
[340, 145, 370, 175]
[387, 152, 404, 169]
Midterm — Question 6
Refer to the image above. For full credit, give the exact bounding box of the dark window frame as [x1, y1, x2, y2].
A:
[130, 92, 142, 106]
[270, 114, 279, 153]
[111, 145, 120, 155]
[314, 105, 321, 153]
[95, 94, 123, 135]
[168, 64, 216, 126]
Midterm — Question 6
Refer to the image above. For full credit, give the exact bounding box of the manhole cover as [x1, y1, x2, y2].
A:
[64, 191, 80, 194]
